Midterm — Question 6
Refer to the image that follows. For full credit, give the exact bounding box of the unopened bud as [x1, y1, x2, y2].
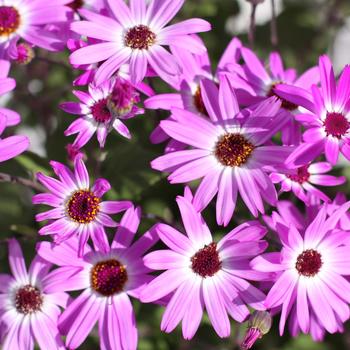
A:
[10, 42, 35, 65]
[240, 311, 272, 350]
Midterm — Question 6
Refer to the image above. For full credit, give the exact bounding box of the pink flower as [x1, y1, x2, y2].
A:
[37, 206, 158, 350]
[270, 161, 346, 204]
[0, 0, 73, 56]
[276, 55, 350, 165]
[146, 36, 242, 152]
[60, 77, 145, 148]
[141, 190, 270, 339]
[0, 59, 29, 162]
[33, 155, 132, 255]
[69, 0, 211, 84]
[0, 239, 69, 350]
[251, 201, 350, 340]
[151, 75, 293, 224]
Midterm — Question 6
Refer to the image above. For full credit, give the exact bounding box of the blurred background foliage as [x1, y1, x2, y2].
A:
[1, 0, 350, 349]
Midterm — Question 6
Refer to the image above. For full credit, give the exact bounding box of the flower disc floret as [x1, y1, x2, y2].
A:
[15, 284, 43, 314]
[124, 25, 156, 50]
[91, 98, 112, 123]
[67, 189, 100, 223]
[287, 165, 310, 184]
[0, 6, 20, 37]
[191, 242, 221, 277]
[91, 259, 128, 296]
[295, 249, 323, 277]
[323, 112, 349, 139]
[215, 133, 255, 167]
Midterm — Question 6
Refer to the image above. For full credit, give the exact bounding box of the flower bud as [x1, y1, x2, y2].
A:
[240, 311, 272, 350]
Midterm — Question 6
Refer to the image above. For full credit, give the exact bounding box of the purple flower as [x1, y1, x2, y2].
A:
[69, 0, 211, 84]
[60, 77, 145, 148]
[276, 55, 350, 165]
[0, 0, 73, 56]
[226, 47, 319, 145]
[251, 201, 350, 340]
[270, 161, 346, 204]
[146, 36, 242, 152]
[151, 75, 293, 224]
[141, 190, 270, 339]
[0, 239, 69, 349]
[0, 59, 29, 162]
[37, 206, 158, 350]
[33, 155, 132, 255]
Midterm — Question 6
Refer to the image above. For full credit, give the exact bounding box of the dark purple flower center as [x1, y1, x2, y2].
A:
[15, 285, 43, 314]
[91, 99, 112, 123]
[215, 133, 255, 167]
[0, 6, 20, 37]
[323, 112, 349, 139]
[296, 249, 322, 277]
[193, 86, 208, 116]
[67, 190, 100, 223]
[68, 0, 84, 11]
[267, 82, 298, 111]
[287, 165, 310, 184]
[191, 242, 221, 278]
[124, 25, 156, 50]
[91, 259, 128, 296]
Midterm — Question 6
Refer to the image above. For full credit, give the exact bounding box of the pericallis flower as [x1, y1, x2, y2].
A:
[0, 0, 73, 57]
[146, 36, 242, 152]
[60, 76, 145, 148]
[0, 59, 29, 162]
[141, 189, 270, 339]
[226, 47, 319, 145]
[0, 239, 69, 350]
[151, 75, 293, 225]
[37, 206, 158, 350]
[251, 201, 350, 341]
[270, 161, 345, 204]
[33, 155, 132, 255]
[276, 55, 350, 166]
[69, 0, 211, 84]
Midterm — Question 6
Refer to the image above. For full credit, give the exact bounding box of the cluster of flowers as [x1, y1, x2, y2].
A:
[1, 0, 350, 349]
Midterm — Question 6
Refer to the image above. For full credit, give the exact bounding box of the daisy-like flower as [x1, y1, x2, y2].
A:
[251, 201, 350, 340]
[226, 47, 319, 145]
[270, 161, 346, 204]
[60, 76, 145, 148]
[0, 60, 29, 162]
[33, 155, 132, 255]
[141, 190, 270, 339]
[37, 206, 158, 350]
[69, 0, 211, 84]
[0, 239, 69, 350]
[151, 75, 293, 224]
[146, 36, 242, 152]
[276, 55, 350, 166]
[0, 0, 72, 56]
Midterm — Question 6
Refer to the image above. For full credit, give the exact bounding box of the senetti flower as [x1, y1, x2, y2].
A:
[61, 77, 144, 148]
[141, 190, 270, 339]
[0, 239, 69, 350]
[69, 0, 211, 84]
[33, 155, 132, 255]
[146, 36, 242, 152]
[0, 60, 29, 162]
[276, 55, 350, 166]
[37, 206, 158, 350]
[226, 48, 319, 145]
[0, 0, 73, 56]
[270, 161, 346, 204]
[251, 202, 350, 341]
[151, 75, 293, 224]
